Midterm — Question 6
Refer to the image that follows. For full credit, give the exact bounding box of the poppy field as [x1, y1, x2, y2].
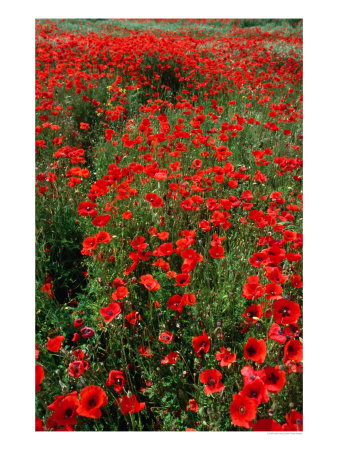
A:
[35, 18, 303, 432]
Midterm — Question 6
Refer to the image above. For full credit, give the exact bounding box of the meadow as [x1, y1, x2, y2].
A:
[35, 18, 303, 431]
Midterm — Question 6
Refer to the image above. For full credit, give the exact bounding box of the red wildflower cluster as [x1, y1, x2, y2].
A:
[35, 18, 302, 432]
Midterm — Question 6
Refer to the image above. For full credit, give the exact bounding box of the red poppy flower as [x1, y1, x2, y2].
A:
[264, 266, 288, 284]
[209, 245, 225, 259]
[145, 192, 164, 207]
[122, 210, 132, 220]
[48, 391, 79, 426]
[190, 113, 206, 128]
[229, 394, 257, 428]
[242, 304, 263, 323]
[241, 378, 269, 405]
[139, 274, 160, 291]
[35, 417, 44, 431]
[175, 273, 191, 286]
[283, 229, 297, 241]
[106, 370, 125, 393]
[117, 394, 145, 415]
[242, 276, 264, 300]
[47, 335, 64, 353]
[95, 230, 112, 244]
[161, 352, 180, 365]
[82, 236, 97, 251]
[187, 399, 199, 412]
[181, 252, 202, 273]
[283, 410, 303, 431]
[259, 366, 286, 393]
[111, 286, 129, 300]
[72, 349, 85, 360]
[69, 360, 87, 378]
[139, 346, 153, 357]
[273, 299, 301, 325]
[265, 245, 286, 265]
[199, 220, 211, 231]
[253, 419, 283, 431]
[264, 282, 283, 300]
[72, 333, 80, 342]
[228, 180, 238, 188]
[99, 302, 121, 322]
[199, 369, 225, 395]
[284, 339, 303, 363]
[130, 236, 148, 251]
[153, 242, 174, 257]
[285, 252, 302, 262]
[166, 271, 177, 279]
[113, 277, 127, 288]
[215, 347, 236, 367]
[78, 201, 98, 217]
[81, 327, 94, 338]
[192, 331, 210, 357]
[45, 417, 61, 431]
[125, 311, 140, 325]
[80, 169, 90, 178]
[268, 323, 287, 344]
[77, 385, 108, 419]
[249, 252, 267, 268]
[92, 214, 111, 227]
[241, 365, 261, 385]
[182, 292, 197, 305]
[159, 331, 174, 343]
[291, 274, 303, 288]
[244, 337, 267, 363]
[74, 318, 84, 329]
[157, 231, 169, 240]
[105, 128, 115, 141]
[167, 294, 184, 313]
[35, 364, 44, 392]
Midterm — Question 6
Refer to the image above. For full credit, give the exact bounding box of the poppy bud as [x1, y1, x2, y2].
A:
[71, 333, 80, 342]
[74, 319, 84, 328]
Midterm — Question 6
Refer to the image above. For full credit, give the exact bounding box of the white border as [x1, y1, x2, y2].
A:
[1, 1, 337, 449]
